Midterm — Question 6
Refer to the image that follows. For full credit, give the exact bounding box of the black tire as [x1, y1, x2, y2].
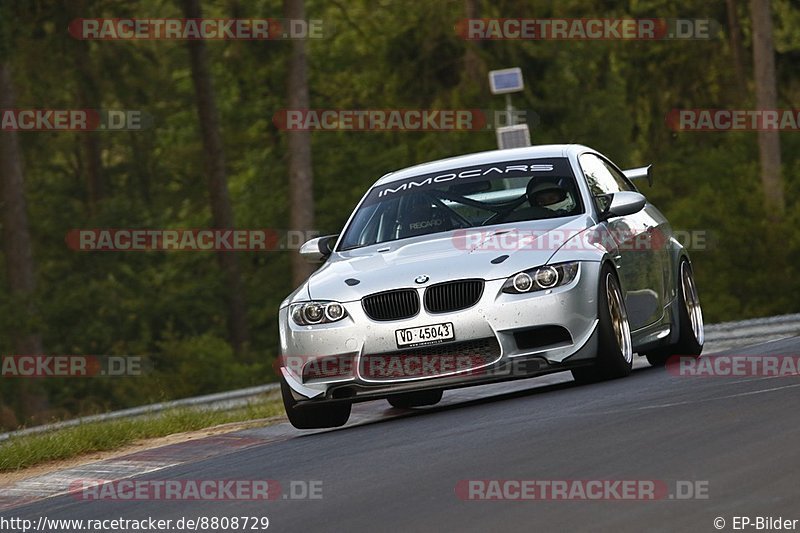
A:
[281, 378, 351, 429]
[645, 259, 704, 367]
[387, 389, 443, 409]
[643, 348, 670, 367]
[572, 264, 633, 383]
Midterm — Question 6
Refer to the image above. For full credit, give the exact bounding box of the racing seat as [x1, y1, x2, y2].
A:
[397, 198, 452, 239]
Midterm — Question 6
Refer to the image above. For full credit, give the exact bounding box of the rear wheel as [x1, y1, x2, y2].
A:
[645, 259, 704, 366]
[387, 389, 443, 409]
[281, 378, 351, 429]
[572, 265, 633, 383]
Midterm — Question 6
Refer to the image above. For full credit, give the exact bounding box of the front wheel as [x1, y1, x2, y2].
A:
[281, 378, 351, 429]
[646, 259, 704, 366]
[572, 264, 633, 383]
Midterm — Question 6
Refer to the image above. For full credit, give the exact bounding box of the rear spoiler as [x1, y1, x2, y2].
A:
[622, 165, 653, 187]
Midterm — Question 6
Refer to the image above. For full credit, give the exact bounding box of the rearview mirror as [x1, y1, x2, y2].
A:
[299, 235, 337, 263]
[603, 191, 646, 219]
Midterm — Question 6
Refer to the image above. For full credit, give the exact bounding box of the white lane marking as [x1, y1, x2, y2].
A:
[616, 382, 800, 412]
[725, 374, 800, 385]
[0, 461, 178, 509]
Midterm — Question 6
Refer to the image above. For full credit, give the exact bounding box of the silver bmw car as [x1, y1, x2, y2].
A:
[278, 144, 704, 429]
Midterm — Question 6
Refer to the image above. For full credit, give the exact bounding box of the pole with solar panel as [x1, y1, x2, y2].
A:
[488, 67, 531, 149]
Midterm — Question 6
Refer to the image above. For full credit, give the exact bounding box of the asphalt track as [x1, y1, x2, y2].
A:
[3, 336, 800, 532]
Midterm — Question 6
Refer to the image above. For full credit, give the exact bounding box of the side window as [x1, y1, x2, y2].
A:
[578, 153, 632, 212]
[601, 160, 635, 193]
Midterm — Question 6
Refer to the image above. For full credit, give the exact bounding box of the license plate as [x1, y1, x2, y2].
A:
[395, 322, 454, 348]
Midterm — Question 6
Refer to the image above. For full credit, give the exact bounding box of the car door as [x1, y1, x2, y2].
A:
[578, 153, 666, 330]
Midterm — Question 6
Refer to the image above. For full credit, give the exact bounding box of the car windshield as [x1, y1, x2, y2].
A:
[339, 157, 583, 250]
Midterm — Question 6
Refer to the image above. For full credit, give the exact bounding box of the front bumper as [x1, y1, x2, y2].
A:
[279, 261, 602, 403]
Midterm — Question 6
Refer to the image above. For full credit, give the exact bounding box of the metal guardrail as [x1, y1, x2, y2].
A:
[704, 313, 800, 340]
[0, 383, 279, 442]
[2, 313, 799, 443]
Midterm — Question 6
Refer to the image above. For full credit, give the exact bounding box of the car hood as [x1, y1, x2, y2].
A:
[301, 215, 596, 303]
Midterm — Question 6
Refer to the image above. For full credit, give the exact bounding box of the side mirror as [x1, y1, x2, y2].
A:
[622, 164, 653, 187]
[299, 235, 337, 263]
[603, 191, 647, 219]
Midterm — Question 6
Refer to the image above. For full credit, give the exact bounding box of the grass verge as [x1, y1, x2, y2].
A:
[0, 395, 284, 472]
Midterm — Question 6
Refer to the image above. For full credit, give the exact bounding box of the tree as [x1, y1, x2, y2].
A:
[750, 0, 785, 219]
[462, 0, 485, 88]
[68, 1, 105, 215]
[284, 0, 316, 286]
[0, 62, 48, 422]
[182, 0, 250, 353]
[725, 0, 748, 99]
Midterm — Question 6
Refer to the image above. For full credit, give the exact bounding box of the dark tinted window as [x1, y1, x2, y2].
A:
[579, 153, 633, 212]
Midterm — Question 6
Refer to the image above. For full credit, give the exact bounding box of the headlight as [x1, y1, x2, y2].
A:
[291, 301, 348, 325]
[502, 262, 579, 294]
